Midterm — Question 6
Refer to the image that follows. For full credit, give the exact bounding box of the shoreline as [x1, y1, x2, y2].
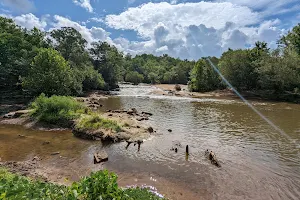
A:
[152, 84, 300, 104]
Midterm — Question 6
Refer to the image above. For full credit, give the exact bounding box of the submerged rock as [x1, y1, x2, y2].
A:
[141, 111, 153, 116]
[170, 141, 182, 152]
[147, 127, 154, 133]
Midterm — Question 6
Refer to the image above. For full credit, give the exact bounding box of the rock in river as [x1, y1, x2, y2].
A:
[94, 151, 108, 164]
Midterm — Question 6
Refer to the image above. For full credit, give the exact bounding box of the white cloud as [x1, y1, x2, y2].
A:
[2, 13, 48, 30]
[14, 13, 47, 30]
[1, 0, 35, 13]
[73, 0, 93, 13]
[217, 0, 299, 17]
[106, 2, 260, 39]
[90, 17, 104, 23]
[104, 2, 286, 60]
[103, 2, 264, 59]
[52, 15, 112, 45]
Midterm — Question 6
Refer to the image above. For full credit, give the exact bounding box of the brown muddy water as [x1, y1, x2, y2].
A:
[1, 85, 300, 200]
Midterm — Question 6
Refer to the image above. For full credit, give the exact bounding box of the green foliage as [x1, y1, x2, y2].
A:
[0, 168, 69, 200]
[123, 54, 195, 85]
[257, 50, 300, 92]
[76, 114, 122, 132]
[0, 169, 165, 200]
[189, 58, 222, 92]
[30, 94, 86, 126]
[71, 170, 124, 200]
[50, 27, 87, 62]
[22, 48, 79, 96]
[125, 71, 144, 85]
[90, 41, 124, 89]
[0, 17, 48, 90]
[1, 15, 300, 102]
[82, 66, 105, 91]
[124, 188, 164, 200]
[279, 23, 300, 55]
[219, 49, 259, 90]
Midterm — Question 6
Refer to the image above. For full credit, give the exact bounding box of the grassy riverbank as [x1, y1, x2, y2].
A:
[0, 168, 165, 199]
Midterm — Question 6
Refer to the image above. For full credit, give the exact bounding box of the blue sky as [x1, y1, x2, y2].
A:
[1, 0, 299, 60]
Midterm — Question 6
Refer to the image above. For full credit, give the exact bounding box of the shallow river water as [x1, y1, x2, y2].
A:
[1, 85, 300, 200]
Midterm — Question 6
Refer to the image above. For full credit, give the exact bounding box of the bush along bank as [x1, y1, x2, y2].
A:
[0, 168, 165, 200]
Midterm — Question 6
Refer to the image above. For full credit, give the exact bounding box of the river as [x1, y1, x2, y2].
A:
[1, 84, 300, 200]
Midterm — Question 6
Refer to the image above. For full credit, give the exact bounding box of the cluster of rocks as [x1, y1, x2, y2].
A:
[75, 95, 107, 110]
[107, 108, 153, 122]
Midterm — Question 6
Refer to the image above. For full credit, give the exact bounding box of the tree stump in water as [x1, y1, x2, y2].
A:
[94, 151, 108, 164]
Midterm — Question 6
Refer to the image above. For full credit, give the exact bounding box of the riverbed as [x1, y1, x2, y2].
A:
[1, 84, 300, 200]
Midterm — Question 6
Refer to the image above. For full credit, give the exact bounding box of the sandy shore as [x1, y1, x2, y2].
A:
[152, 84, 236, 99]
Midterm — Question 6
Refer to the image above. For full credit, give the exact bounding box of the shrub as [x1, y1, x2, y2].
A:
[76, 114, 122, 132]
[0, 168, 166, 200]
[174, 84, 181, 91]
[125, 71, 144, 85]
[30, 94, 86, 126]
[0, 168, 69, 200]
[82, 66, 105, 91]
[22, 48, 80, 96]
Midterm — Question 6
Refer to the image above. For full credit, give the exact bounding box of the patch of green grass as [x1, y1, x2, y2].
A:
[0, 168, 166, 200]
[29, 93, 87, 126]
[76, 114, 122, 132]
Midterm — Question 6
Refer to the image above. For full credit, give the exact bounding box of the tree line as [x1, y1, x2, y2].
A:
[0, 16, 299, 101]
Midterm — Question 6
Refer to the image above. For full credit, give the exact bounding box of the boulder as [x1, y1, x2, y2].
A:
[168, 129, 172, 132]
[94, 151, 108, 164]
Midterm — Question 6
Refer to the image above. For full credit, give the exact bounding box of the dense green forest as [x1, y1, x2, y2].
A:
[0, 16, 299, 101]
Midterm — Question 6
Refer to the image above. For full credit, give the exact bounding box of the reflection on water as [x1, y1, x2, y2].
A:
[1, 84, 300, 200]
